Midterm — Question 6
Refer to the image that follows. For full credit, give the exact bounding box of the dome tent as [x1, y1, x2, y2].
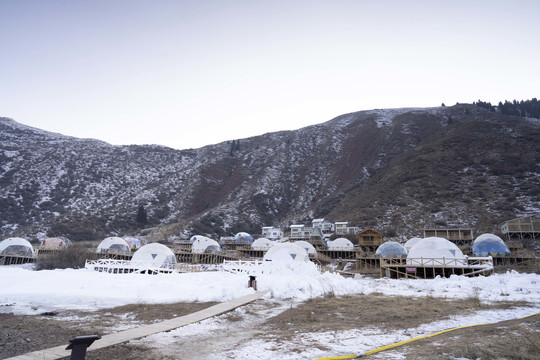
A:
[293, 241, 317, 257]
[131, 243, 176, 268]
[96, 237, 131, 256]
[327, 237, 354, 250]
[407, 237, 466, 266]
[39, 237, 72, 250]
[404, 237, 422, 252]
[251, 237, 274, 250]
[235, 232, 254, 244]
[192, 237, 221, 254]
[0, 237, 35, 257]
[263, 242, 309, 263]
[123, 236, 142, 249]
[375, 241, 407, 258]
[189, 235, 213, 244]
[472, 233, 510, 257]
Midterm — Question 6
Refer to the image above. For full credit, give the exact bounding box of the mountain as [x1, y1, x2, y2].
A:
[1, 104, 539, 241]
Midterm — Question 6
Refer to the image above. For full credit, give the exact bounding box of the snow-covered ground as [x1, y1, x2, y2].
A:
[1, 263, 539, 359]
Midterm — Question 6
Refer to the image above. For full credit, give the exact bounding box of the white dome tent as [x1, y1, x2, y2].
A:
[407, 237, 466, 266]
[327, 237, 354, 250]
[96, 237, 131, 256]
[251, 238, 274, 250]
[190, 235, 212, 243]
[0, 237, 36, 265]
[403, 237, 422, 252]
[192, 237, 221, 254]
[131, 243, 177, 269]
[293, 241, 317, 257]
[263, 242, 309, 263]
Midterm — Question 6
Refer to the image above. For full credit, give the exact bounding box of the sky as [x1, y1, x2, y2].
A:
[1, 0, 539, 150]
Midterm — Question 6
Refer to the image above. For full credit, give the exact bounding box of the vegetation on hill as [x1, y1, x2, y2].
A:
[0, 102, 538, 241]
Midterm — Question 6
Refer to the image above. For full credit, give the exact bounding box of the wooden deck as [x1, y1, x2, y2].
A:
[5, 291, 268, 360]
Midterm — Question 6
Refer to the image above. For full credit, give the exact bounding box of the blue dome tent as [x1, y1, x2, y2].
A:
[375, 241, 407, 258]
[472, 234, 510, 257]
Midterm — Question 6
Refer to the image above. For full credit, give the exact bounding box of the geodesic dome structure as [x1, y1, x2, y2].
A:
[189, 235, 212, 243]
[123, 236, 142, 249]
[407, 237, 466, 266]
[0, 237, 35, 258]
[472, 233, 510, 257]
[263, 242, 309, 263]
[192, 237, 221, 254]
[96, 237, 131, 255]
[39, 237, 72, 250]
[251, 237, 274, 250]
[293, 241, 317, 257]
[131, 243, 177, 268]
[235, 232, 254, 244]
[404, 237, 422, 252]
[375, 241, 408, 258]
[327, 237, 354, 250]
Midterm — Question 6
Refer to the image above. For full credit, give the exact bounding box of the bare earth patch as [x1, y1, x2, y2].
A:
[1, 295, 538, 360]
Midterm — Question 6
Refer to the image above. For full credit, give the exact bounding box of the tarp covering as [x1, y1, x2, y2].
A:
[39, 237, 72, 250]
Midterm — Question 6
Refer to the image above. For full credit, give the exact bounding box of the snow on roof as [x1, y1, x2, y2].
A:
[131, 243, 176, 268]
[0, 237, 35, 257]
[327, 237, 354, 250]
[251, 238, 274, 250]
[96, 237, 131, 255]
[263, 242, 309, 263]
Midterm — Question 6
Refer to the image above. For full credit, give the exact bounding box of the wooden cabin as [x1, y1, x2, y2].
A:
[357, 229, 383, 254]
[500, 216, 540, 240]
[423, 228, 474, 246]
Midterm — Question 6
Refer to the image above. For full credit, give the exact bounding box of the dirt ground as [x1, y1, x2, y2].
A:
[0, 301, 217, 359]
[1, 295, 538, 360]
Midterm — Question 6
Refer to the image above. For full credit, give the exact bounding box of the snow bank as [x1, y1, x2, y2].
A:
[0, 265, 539, 315]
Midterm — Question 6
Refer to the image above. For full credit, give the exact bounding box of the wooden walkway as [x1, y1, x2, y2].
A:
[6, 291, 268, 360]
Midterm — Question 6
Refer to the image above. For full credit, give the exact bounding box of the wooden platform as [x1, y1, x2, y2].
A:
[380, 257, 494, 279]
[5, 291, 268, 360]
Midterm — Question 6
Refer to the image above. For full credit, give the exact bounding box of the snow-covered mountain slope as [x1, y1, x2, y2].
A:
[1, 104, 539, 241]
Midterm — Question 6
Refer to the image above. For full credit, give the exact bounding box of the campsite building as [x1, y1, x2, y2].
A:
[335, 222, 360, 235]
[423, 228, 474, 246]
[500, 216, 540, 240]
[261, 226, 283, 241]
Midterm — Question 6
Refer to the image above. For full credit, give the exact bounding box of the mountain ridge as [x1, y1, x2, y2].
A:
[1, 104, 539, 241]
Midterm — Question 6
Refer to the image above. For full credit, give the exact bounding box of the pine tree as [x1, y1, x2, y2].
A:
[136, 205, 147, 224]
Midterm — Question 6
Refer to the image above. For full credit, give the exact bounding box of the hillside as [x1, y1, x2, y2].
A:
[1, 104, 539, 241]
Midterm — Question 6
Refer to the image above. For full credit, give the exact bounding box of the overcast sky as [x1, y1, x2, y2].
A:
[1, 1, 539, 149]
